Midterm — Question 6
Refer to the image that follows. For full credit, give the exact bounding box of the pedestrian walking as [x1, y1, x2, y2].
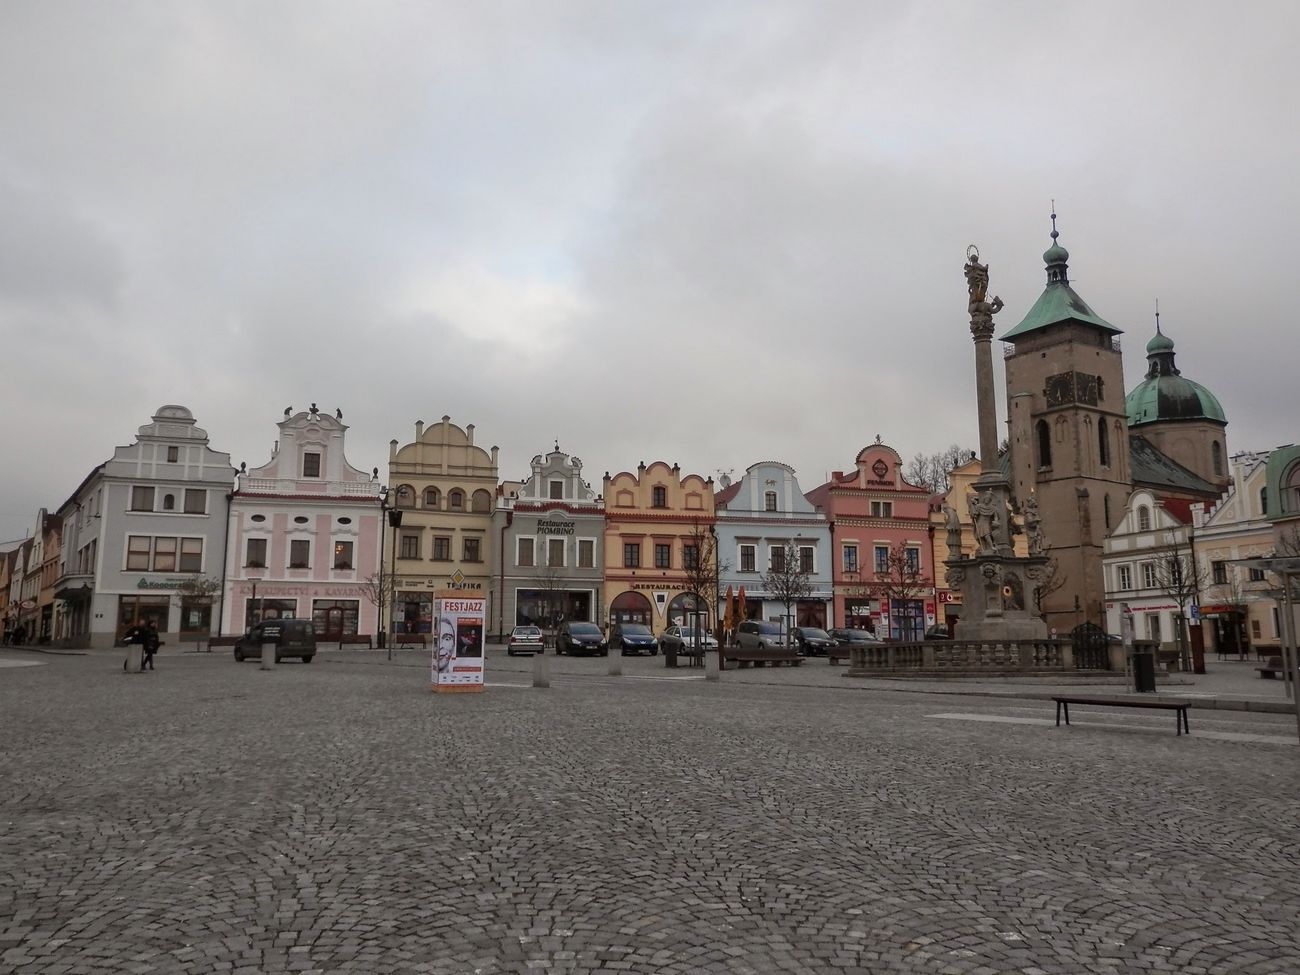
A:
[122, 619, 147, 672]
[142, 620, 160, 671]
[12, 622, 26, 646]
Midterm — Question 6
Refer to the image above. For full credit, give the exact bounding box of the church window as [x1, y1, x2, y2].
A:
[1036, 420, 1052, 469]
[1137, 506, 1151, 532]
[1104, 494, 1111, 530]
[1098, 420, 1111, 468]
[1211, 441, 1224, 477]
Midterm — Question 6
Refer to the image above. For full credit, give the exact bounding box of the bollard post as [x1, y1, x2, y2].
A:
[533, 650, 550, 688]
[124, 645, 143, 674]
[260, 641, 276, 671]
[705, 648, 720, 681]
[607, 650, 622, 676]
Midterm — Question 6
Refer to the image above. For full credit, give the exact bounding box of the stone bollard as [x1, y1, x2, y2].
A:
[705, 648, 720, 681]
[260, 641, 276, 671]
[124, 645, 143, 674]
[607, 650, 622, 676]
[533, 650, 550, 688]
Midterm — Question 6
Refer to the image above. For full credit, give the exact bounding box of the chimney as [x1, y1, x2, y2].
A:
[415, 420, 424, 439]
[466, 423, 475, 445]
[490, 445, 498, 465]
[389, 439, 399, 462]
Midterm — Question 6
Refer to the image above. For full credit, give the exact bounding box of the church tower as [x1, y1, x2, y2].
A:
[1125, 315, 1229, 493]
[1001, 216, 1133, 632]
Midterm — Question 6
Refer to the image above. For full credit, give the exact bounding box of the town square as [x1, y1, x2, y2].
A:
[2, 647, 1299, 974]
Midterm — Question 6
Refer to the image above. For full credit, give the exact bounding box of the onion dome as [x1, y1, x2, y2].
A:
[1126, 321, 1226, 425]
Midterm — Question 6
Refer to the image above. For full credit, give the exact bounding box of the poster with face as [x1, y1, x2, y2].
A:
[432, 594, 486, 693]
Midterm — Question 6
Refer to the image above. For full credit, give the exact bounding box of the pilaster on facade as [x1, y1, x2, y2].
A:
[384, 416, 500, 638]
[225, 405, 381, 640]
[492, 445, 604, 638]
[603, 461, 715, 634]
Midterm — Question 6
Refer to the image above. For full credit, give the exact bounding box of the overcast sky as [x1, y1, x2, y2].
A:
[3, 2, 1297, 542]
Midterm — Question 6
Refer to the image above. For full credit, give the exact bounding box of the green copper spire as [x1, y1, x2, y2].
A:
[1000, 210, 1121, 342]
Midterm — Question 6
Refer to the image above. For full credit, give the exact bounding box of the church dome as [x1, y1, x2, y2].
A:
[1126, 326, 1226, 426]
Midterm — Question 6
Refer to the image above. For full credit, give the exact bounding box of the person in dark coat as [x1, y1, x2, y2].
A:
[142, 620, 160, 670]
[122, 620, 147, 671]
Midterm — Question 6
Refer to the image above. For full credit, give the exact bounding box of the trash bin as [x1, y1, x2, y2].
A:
[664, 647, 678, 668]
[1132, 651, 1156, 693]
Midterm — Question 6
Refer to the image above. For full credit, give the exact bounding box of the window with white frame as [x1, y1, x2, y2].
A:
[463, 537, 482, 562]
[549, 480, 564, 500]
[183, 489, 206, 514]
[518, 537, 535, 567]
[874, 546, 889, 574]
[905, 547, 920, 573]
[289, 539, 310, 568]
[547, 538, 565, 568]
[400, 533, 421, 559]
[871, 500, 893, 518]
[764, 491, 777, 512]
[1146, 613, 1161, 641]
[1117, 564, 1131, 590]
[1137, 505, 1151, 531]
[843, 545, 859, 573]
[333, 541, 353, 569]
[302, 452, 321, 478]
[130, 486, 154, 511]
[1141, 561, 1157, 589]
[1249, 566, 1266, 582]
[799, 545, 814, 573]
[768, 545, 786, 572]
[739, 544, 756, 572]
[126, 535, 203, 572]
[578, 539, 594, 568]
[1211, 560, 1227, 585]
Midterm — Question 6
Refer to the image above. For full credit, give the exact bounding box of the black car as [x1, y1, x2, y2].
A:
[828, 627, 884, 647]
[793, 626, 835, 656]
[609, 622, 658, 656]
[923, 624, 953, 641]
[555, 621, 608, 656]
[233, 618, 317, 663]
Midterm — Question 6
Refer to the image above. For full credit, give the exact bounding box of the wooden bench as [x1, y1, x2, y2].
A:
[1155, 649, 1183, 672]
[1053, 696, 1190, 736]
[338, 634, 373, 649]
[723, 647, 804, 669]
[1257, 655, 1285, 679]
[391, 633, 427, 648]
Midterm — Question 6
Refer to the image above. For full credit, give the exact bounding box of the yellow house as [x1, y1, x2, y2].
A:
[932, 458, 1031, 629]
[603, 461, 715, 635]
[386, 416, 499, 638]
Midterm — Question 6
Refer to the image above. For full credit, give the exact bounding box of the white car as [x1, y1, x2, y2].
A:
[507, 625, 545, 656]
[659, 625, 719, 655]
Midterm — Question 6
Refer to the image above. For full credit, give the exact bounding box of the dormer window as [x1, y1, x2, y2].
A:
[303, 452, 321, 478]
[652, 486, 667, 508]
[549, 480, 564, 500]
[1137, 505, 1151, 531]
[764, 491, 777, 512]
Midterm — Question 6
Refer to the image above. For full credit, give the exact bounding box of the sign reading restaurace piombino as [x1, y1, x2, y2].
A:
[432, 592, 485, 694]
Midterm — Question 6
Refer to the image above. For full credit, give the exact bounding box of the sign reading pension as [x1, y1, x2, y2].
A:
[432, 592, 485, 694]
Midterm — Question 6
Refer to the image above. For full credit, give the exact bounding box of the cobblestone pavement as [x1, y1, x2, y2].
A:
[2, 650, 1298, 974]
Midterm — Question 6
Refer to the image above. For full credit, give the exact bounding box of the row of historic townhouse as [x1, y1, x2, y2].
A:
[9, 398, 1294, 652]
[1101, 448, 1300, 655]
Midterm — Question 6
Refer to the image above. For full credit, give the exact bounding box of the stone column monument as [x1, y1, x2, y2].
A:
[947, 248, 1049, 641]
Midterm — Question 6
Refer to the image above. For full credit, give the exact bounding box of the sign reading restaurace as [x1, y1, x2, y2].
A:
[537, 519, 575, 535]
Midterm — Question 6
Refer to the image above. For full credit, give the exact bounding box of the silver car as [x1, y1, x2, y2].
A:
[659, 624, 719, 655]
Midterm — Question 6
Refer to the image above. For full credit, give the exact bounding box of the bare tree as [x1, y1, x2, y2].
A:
[532, 561, 568, 633]
[359, 571, 399, 654]
[681, 520, 723, 644]
[868, 543, 930, 640]
[904, 444, 972, 494]
[761, 541, 814, 648]
[175, 575, 223, 649]
[1150, 540, 1210, 672]
[1032, 558, 1067, 618]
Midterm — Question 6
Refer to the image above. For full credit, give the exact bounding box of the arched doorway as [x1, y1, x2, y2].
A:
[609, 591, 652, 627]
[667, 592, 706, 630]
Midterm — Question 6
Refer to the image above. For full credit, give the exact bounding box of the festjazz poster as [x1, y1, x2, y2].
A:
[432, 593, 486, 693]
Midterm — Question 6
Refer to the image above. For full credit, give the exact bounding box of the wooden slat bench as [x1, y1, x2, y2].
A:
[1053, 696, 1190, 736]
[391, 633, 427, 648]
[723, 647, 804, 669]
[338, 634, 373, 649]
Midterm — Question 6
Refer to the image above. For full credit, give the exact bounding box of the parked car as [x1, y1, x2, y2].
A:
[735, 620, 789, 649]
[792, 626, 835, 656]
[923, 624, 953, 641]
[233, 618, 317, 663]
[555, 620, 608, 656]
[507, 625, 544, 656]
[609, 622, 658, 656]
[828, 628, 884, 647]
[659, 624, 718, 656]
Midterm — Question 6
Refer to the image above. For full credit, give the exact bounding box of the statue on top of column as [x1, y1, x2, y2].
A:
[965, 246, 1004, 337]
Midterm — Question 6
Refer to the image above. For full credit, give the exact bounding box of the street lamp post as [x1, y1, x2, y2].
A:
[386, 505, 404, 661]
[378, 486, 390, 653]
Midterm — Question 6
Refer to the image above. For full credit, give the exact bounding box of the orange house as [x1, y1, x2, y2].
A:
[603, 462, 715, 635]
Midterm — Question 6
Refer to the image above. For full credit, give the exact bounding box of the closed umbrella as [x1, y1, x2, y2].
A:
[722, 585, 734, 645]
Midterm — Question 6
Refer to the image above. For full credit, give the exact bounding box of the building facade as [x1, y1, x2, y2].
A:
[491, 445, 604, 639]
[1102, 489, 1198, 648]
[714, 461, 832, 629]
[806, 442, 936, 639]
[386, 416, 499, 637]
[58, 406, 236, 649]
[223, 405, 382, 639]
[603, 462, 715, 634]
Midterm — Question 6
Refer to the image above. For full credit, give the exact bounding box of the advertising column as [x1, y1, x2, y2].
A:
[432, 591, 485, 694]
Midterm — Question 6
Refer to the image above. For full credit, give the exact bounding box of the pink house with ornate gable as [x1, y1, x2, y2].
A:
[223, 405, 382, 640]
[805, 442, 937, 639]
